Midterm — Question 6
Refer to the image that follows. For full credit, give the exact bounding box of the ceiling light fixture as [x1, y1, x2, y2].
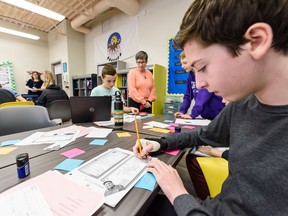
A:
[1, 0, 65, 21]
[0, 27, 40, 40]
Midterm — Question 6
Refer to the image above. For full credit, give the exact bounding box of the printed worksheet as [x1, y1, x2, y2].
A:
[66, 148, 148, 207]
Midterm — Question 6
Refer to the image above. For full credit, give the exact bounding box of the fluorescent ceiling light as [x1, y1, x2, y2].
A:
[1, 0, 65, 21]
[0, 27, 40, 40]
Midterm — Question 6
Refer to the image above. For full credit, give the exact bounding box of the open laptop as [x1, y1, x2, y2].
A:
[70, 96, 111, 123]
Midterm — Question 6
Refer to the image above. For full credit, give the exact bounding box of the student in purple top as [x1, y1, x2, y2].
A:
[174, 52, 225, 120]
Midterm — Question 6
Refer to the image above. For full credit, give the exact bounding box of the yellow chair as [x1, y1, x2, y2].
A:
[0, 101, 34, 108]
[196, 157, 229, 198]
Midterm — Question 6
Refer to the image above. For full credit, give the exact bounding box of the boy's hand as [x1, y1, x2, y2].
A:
[133, 138, 161, 159]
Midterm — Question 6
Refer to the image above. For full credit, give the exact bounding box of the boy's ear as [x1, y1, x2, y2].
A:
[243, 23, 273, 59]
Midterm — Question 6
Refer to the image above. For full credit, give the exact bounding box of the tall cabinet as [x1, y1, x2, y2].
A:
[116, 64, 167, 114]
[72, 74, 97, 96]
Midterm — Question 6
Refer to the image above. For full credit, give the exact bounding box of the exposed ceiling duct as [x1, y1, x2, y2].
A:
[71, 0, 140, 34]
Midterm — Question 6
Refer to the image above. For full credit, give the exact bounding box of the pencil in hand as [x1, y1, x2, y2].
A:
[134, 115, 142, 154]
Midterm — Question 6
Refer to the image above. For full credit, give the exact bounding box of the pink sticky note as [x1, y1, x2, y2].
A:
[61, 148, 85, 158]
[169, 123, 179, 127]
[182, 125, 195, 129]
[163, 149, 180, 156]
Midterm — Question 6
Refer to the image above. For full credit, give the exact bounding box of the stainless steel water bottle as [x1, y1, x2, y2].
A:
[114, 90, 123, 128]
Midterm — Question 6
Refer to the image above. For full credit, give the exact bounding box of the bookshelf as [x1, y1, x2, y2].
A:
[72, 74, 97, 96]
[116, 64, 167, 114]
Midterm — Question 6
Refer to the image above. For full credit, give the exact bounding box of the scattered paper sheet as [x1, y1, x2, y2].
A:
[144, 121, 170, 128]
[85, 128, 113, 138]
[66, 148, 147, 207]
[0, 184, 53, 216]
[0, 170, 105, 216]
[175, 118, 211, 126]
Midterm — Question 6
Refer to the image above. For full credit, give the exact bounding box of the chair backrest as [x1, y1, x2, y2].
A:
[46, 99, 71, 122]
[0, 101, 34, 108]
[0, 106, 57, 136]
[196, 157, 229, 198]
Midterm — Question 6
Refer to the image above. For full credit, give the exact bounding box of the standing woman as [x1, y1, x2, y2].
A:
[127, 51, 156, 113]
[25, 71, 43, 97]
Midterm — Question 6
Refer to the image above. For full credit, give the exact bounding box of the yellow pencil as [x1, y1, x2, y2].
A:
[134, 115, 142, 154]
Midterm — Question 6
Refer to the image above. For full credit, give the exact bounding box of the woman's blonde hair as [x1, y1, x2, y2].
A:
[43, 70, 54, 88]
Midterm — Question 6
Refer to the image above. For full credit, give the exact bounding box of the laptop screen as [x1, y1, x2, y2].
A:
[70, 96, 111, 123]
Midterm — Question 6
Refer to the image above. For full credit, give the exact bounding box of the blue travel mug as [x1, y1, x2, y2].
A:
[16, 153, 30, 178]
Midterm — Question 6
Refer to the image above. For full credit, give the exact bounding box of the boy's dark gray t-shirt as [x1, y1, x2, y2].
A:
[166, 95, 288, 216]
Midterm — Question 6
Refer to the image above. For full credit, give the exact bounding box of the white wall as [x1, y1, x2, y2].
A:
[0, 21, 49, 94]
[85, 0, 192, 72]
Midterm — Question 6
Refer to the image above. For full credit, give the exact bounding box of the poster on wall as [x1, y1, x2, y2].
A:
[94, 17, 139, 65]
[167, 39, 188, 94]
[0, 61, 16, 90]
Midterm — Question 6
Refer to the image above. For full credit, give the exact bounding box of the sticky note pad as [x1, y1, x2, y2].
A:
[0, 147, 17, 154]
[61, 148, 85, 158]
[53, 159, 84, 171]
[117, 132, 131, 137]
[1, 139, 21, 147]
[90, 139, 108, 145]
[134, 173, 156, 191]
[149, 128, 170, 134]
[163, 149, 180, 156]
[182, 125, 195, 129]
[164, 120, 174, 123]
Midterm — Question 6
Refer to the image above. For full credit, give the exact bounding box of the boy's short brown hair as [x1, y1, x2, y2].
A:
[102, 64, 116, 78]
[173, 0, 288, 56]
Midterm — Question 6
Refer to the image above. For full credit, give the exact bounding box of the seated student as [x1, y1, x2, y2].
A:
[37, 78, 69, 107]
[91, 64, 139, 115]
[133, 1, 288, 215]
[174, 52, 225, 120]
[186, 146, 229, 200]
[0, 88, 16, 104]
[0, 84, 27, 102]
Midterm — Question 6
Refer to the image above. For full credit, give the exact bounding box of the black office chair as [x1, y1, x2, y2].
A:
[46, 99, 71, 123]
[0, 106, 57, 136]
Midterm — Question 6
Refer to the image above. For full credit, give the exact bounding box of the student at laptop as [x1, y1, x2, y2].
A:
[91, 64, 139, 115]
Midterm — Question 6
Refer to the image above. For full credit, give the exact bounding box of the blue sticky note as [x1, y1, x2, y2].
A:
[89, 139, 108, 145]
[53, 159, 84, 171]
[1, 139, 21, 147]
[134, 173, 156, 191]
[164, 120, 174, 123]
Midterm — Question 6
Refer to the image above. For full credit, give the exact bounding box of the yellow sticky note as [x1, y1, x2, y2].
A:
[117, 132, 131, 137]
[0, 146, 17, 154]
[149, 128, 170, 134]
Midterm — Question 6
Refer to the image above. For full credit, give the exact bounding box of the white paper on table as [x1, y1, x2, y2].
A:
[66, 148, 147, 207]
[144, 121, 169, 128]
[94, 118, 114, 126]
[0, 184, 53, 216]
[16, 130, 80, 146]
[0, 170, 105, 216]
[190, 146, 229, 157]
[85, 128, 113, 138]
[175, 118, 211, 126]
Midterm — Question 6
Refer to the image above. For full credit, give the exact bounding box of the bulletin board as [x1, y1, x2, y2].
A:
[0, 61, 16, 91]
[167, 38, 189, 94]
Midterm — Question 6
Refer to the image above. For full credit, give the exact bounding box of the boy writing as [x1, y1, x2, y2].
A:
[133, 0, 288, 215]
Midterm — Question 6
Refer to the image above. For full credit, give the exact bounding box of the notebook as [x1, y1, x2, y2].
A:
[70, 96, 111, 123]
